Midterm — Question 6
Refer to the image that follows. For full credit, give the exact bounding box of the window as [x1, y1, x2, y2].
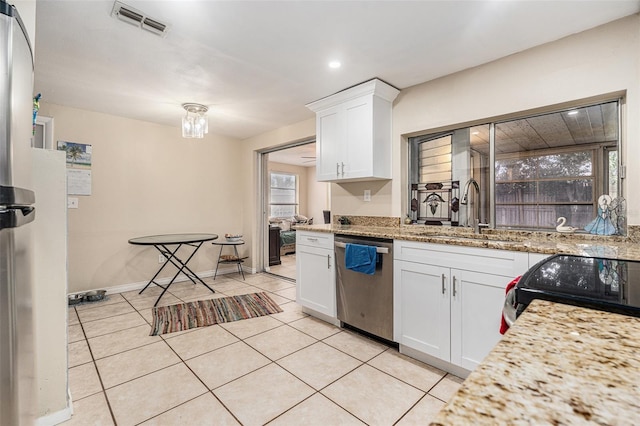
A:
[495, 149, 597, 229]
[269, 172, 297, 218]
[408, 99, 621, 232]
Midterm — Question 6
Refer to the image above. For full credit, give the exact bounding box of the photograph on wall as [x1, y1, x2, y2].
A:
[57, 140, 92, 169]
[57, 140, 92, 195]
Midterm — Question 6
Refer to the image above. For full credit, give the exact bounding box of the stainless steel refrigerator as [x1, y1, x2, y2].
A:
[1, 1, 36, 424]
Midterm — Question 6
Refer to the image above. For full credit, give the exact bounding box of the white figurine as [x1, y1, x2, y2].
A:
[556, 217, 579, 233]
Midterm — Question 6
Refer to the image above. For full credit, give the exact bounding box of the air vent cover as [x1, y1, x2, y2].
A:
[111, 1, 170, 37]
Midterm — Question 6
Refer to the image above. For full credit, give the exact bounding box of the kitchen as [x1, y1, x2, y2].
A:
[4, 0, 640, 424]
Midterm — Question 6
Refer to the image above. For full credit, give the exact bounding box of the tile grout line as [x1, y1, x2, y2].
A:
[72, 305, 119, 426]
[68, 272, 460, 424]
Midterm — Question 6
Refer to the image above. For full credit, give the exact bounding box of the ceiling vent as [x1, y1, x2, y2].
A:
[111, 1, 170, 37]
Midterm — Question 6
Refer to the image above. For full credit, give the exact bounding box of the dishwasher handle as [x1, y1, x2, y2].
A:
[334, 241, 389, 254]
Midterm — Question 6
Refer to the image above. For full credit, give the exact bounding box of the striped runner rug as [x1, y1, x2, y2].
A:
[150, 292, 283, 336]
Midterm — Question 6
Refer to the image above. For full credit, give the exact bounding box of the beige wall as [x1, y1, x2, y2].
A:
[38, 103, 243, 293]
[328, 14, 640, 224]
[306, 166, 330, 224]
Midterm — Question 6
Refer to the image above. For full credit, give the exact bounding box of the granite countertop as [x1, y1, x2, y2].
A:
[430, 300, 640, 425]
[295, 223, 640, 261]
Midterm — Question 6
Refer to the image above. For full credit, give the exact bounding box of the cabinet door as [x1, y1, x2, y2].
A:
[450, 269, 508, 370]
[296, 245, 336, 317]
[343, 96, 373, 179]
[394, 260, 450, 361]
[316, 106, 343, 182]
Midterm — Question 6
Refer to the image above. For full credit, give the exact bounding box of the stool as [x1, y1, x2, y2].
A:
[212, 240, 246, 280]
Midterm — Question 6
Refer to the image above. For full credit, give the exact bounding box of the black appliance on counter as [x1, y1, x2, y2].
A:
[503, 254, 640, 325]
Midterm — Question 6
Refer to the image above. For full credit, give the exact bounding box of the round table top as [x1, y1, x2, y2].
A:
[128, 233, 218, 245]
[212, 239, 245, 245]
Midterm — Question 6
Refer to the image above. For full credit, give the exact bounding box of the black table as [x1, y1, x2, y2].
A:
[128, 233, 218, 306]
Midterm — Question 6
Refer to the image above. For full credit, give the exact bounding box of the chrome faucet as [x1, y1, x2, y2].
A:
[461, 178, 481, 232]
[461, 178, 479, 206]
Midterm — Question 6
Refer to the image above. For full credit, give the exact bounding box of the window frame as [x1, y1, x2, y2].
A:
[269, 171, 298, 219]
[407, 98, 622, 232]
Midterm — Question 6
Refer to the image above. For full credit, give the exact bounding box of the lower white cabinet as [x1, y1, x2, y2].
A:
[296, 231, 336, 319]
[394, 240, 529, 372]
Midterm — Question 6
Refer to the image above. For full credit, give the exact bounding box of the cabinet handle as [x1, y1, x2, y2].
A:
[327, 254, 331, 269]
[441, 274, 446, 295]
[453, 276, 457, 297]
[336, 162, 340, 177]
[307, 237, 318, 242]
[341, 162, 345, 176]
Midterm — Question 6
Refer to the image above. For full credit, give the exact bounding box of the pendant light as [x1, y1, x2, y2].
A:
[181, 103, 208, 138]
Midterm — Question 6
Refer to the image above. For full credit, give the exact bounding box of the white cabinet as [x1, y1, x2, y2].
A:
[394, 261, 450, 360]
[394, 241, 529, 372]
[296, 231, 336, 320]
[307, 79, 399, 182]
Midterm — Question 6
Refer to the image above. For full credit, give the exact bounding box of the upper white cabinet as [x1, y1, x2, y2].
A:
[306, 79, 399, 182]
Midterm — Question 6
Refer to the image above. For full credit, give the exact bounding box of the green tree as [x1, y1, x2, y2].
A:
[66, 145, 83, 165]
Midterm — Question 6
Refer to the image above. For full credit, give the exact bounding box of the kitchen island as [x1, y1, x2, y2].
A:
[431, 299, 640, 424]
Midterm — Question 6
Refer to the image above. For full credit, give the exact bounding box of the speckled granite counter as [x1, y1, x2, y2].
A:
[430, 300, 640, 425]
[295, 223, 640, 261]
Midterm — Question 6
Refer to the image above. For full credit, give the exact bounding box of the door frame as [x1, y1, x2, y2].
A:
[256, 137, 316, 273]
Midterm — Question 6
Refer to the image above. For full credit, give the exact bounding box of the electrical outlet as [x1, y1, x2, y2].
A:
[67, 197, 79, 209]
[158, 254, 165, 264]
[364, 190, 371, 202]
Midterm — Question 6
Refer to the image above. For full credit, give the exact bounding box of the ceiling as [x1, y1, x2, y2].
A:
[268, 143, 316, 168]
[469, 101, 618, 155]
[34, 1, 640, 141]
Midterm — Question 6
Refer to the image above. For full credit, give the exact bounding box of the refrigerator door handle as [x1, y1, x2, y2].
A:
[0, 206, 35, 229]
[0, 186, 35, 206]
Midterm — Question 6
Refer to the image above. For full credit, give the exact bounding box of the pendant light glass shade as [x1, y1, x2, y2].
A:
[181, 103, 208, 138]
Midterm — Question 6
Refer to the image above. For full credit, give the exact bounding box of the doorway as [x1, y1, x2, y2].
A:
[259, 140, 330, 281]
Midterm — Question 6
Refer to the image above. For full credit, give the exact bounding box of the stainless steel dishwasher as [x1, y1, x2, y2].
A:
[335, 235, 393, 341]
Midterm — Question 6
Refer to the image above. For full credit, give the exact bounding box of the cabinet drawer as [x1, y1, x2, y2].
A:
[394, 240, 528, 278]
[297, 231, 334, 250]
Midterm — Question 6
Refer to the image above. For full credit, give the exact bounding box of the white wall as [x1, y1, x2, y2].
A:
[31, 149, 68, 420]
[38, 103, 244, 293]
[328, 14, 640, 224]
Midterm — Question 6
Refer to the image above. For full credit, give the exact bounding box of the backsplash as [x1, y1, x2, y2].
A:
[330, 216, 640, 244]
[333, 215, 401, 227]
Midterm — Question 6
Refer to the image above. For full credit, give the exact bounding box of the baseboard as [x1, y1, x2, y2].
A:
[70, 265, 254, 296]
[301, 306, 340, 326]
[36, 405, 72, 426]
[399, 345, 470, 379]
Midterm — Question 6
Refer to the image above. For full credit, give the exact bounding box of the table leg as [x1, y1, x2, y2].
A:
[138, 244, 182, 294]
[213, 245, 223, 280]
[140, 242, 216, 307]
[233, 245, 245, 280]
[162, 242, 209, 286]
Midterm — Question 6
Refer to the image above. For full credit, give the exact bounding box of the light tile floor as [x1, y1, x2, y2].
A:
[64, 273, 463, 425]
[268, 254, 296, 281]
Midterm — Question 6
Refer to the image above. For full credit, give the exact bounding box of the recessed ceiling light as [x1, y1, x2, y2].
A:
[568, 110, 579, 115]
[328, 61, 341, 69]
[471, 131, 479, 135]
